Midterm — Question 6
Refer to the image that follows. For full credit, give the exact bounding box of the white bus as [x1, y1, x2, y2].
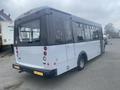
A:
[13, 7, 105, 77]
[0, 21, 14, 49]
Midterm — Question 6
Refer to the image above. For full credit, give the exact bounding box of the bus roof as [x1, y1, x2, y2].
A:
[16, 6, 101, 27]
[72, 15, 101, 27]
[16, 6, 49, 20]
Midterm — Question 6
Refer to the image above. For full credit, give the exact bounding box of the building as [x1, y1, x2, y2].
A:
[0, 9, 14, 49]
[0, 9, 12, 21]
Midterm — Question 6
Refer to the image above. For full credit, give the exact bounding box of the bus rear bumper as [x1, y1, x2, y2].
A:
[12, 64, 57, 77]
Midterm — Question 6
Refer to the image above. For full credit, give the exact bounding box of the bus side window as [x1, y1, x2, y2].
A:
[77, 24, 85, 42]
[84, 25, 91, 41]
[54, 17, 65, 44]
[89, 26, 93, 40]
[91, 26, 95, 40]
[64, 20, 73, 43]
[73, 22, 85, 43]
[56, 30, 64, 43]
[92, 27, 99, 40]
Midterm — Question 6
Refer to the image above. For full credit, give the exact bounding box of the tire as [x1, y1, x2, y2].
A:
[77, 55, 86, 71]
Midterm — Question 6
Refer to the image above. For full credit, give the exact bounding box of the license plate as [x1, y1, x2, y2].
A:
[33, 71, 43, 76]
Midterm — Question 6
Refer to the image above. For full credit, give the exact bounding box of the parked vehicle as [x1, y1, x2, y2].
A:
[0, 21, 14, 49]
[13, 7, 105, 77]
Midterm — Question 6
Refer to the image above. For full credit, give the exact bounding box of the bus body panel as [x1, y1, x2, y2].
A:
[47, 44, 75, 75]
[56, 40, 101, 75]
[14, 46, 46, 69]
[47, 40, 101, 75]
[15, 44, 75, 75]
[14, 40, 101, 76]
[65, 43, 76, 71]
[74, 40, 101, 61]
[47, 45, 67, 75]
[14, 45, 68, 75]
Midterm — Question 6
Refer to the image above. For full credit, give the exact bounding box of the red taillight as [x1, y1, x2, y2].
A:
[44, 46, 47, 50]
[43, 46, 47, 56]
[44, 51, 47, 56]
[43, 46, 48, 65]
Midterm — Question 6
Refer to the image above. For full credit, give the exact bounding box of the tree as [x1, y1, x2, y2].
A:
[104, 23, 118, 38]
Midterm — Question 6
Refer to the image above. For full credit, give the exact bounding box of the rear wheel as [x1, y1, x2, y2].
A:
[77, 56, 86, 71]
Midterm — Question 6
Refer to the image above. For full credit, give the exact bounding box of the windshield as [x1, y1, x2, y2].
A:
[19, 20, 40, 43]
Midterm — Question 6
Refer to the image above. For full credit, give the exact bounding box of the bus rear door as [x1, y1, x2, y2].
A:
[64, 20, 75, 70]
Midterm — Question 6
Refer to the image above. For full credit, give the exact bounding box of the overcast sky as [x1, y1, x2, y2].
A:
[0, 0, 120, 28]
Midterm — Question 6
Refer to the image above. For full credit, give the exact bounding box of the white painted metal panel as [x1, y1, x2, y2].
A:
[15, 46, 46, 69]
[14, 40, 101, 75]
[0, 21, 14, 45]
[74, 40, 101, 61]
[65, 44, 76, 70]
[47, 45, 67, 75]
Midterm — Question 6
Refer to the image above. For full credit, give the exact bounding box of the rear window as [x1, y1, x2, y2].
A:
[19, 20, 40, 43]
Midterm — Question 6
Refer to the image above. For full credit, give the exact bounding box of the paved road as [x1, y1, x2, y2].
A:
[0, 39, 120, 90]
